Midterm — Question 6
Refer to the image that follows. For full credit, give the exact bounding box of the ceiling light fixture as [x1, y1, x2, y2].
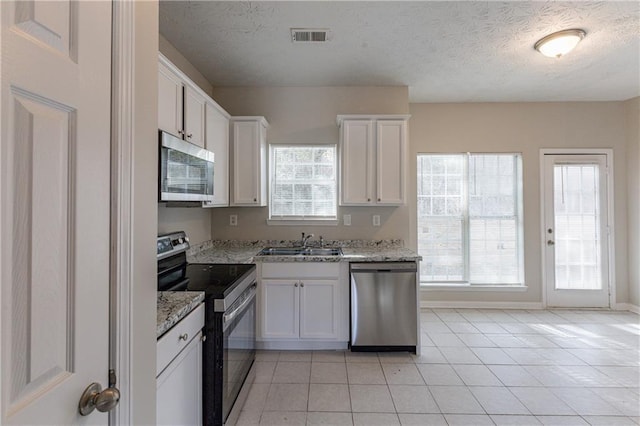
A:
[534, 29, 586, 58]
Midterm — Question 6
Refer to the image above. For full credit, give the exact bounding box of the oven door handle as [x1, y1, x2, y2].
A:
[223, 284, 257, 330]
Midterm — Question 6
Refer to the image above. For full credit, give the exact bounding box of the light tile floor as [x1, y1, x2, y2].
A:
[238, 309, 640, 426]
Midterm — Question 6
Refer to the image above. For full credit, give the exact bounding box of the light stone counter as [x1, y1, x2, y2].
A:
[186, 239, 422, 264]
[157, 291, 205, 338]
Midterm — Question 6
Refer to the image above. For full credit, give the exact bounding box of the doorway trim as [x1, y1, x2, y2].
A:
[110, 1, 134, 424]
[539, 148, 616, 309]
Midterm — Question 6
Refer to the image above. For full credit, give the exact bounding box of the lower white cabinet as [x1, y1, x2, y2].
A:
[157, 304, 204, 425]
[258, 262, 348, 349]
[262, 278, 339, 340]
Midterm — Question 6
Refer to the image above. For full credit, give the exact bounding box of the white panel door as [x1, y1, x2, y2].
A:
[543, 154, 610, 308]
[299, 280, 339, 340]
[376, 120, 406, 204]
[158, 61, 183, 138]
[203, 102, 229, 207]
[261, 281, 299, 339]
[1, 1, 112, 424]
[341, 120, 373, 205]
[183, 84, 206, 148]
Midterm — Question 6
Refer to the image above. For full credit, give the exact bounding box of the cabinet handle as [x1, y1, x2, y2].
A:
[178, 129, 184, 135]
[187, 133, 193, 138]
[367, 198, 371, 202]
[300, 282, 304, 288]
[201, 334, 207, 342]
[253, 198, 257, 202]
[179, 333, 189, 341]
[294, 283, 298, 287]
[378, 198, 381, 202]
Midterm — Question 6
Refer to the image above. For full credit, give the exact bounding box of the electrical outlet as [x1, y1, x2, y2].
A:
[229, 215, 238, 226]
[373, 215, 380, 227]
[343, 214, 351, 226]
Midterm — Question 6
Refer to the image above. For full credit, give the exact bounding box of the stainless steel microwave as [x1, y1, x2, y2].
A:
[159, 131, 215, 202]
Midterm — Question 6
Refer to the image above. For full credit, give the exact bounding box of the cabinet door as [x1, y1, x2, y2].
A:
[204, 102, 229, 207]
[183, 84, 206, 147]
[157, 331, 203, 426]
[341, 120, 374, 205]
[158, 61, 183, 138]
[261, 280, 299, 339]
[299, 279, 340, 340]
[376, 120, 406, 204]
[231, 120, 266, 206]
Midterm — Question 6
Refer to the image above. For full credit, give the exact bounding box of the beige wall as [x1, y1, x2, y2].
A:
[157, 35, 214, 245]
[209, 86, 412, 241]
[626, 97, 640, 307]
[159, 34, 213, 96]
[409, 102, 629, 306]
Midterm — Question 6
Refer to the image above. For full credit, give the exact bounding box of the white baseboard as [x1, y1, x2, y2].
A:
[257, 340, 348, 351]
[614, 303, 640, 314]
[421, 300, 544, 310]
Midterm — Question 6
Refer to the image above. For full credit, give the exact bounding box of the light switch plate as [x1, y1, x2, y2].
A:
[343, 214, 351, 226]
[230, 215, 238, 226]
[373, 215, 380, 227]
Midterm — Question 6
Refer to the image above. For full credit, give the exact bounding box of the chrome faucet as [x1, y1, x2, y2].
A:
[301, 232, 314, 248]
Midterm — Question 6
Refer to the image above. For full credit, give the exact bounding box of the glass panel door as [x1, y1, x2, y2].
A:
[543, 154, 610, 307]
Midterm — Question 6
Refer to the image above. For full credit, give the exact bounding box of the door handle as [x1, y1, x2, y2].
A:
[78, 382, 120, 415]
[547, 239, 555, 246]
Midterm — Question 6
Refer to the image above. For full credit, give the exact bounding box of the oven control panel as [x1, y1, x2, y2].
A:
[157, 231, 190, 259]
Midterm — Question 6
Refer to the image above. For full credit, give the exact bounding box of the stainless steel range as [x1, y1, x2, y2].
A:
[157, 232, 257, 426]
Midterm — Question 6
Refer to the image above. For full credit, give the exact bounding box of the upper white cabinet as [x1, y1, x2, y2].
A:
[158, 54, 207, 148]
[230, 117, 269, 207]
[338, 115, 409, 205]
[203, 101, 230, 207]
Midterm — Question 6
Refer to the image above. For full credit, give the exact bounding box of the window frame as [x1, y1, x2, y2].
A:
[267, 143, 339, 225]
[417, 152, 525, 287]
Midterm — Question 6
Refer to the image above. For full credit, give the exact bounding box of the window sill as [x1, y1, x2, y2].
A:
[267, 219, 339, 226]
[421, 284, 528, 292]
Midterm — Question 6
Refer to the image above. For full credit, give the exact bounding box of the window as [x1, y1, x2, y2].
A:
[417, 153, 524, 285]
[269, 145, 337, 220]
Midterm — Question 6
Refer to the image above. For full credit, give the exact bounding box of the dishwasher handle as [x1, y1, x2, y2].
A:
[350, 262, 417, 273]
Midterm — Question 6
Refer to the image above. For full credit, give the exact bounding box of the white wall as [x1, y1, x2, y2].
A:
[157, 35, 214, 245]
[409, 102, 629, 305]
[209, 86, 412, 242]
[626, 97, 640, 307]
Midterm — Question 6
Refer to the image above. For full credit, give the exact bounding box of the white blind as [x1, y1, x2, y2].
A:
[270, 145, 337, 218]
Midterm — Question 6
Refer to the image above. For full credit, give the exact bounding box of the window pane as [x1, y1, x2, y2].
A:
[417, 155, 465, 281]
[270, 145, 337, 218]
[418, 153, 522, 285]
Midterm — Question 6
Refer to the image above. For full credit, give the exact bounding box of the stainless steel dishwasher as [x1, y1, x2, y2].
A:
[350, 262, 418, 353]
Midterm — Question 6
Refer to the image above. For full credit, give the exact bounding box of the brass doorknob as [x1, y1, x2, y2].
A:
[79, 382, 120, 416]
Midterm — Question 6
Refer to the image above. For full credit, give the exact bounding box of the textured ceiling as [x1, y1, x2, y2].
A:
[159, 1, 640, 103]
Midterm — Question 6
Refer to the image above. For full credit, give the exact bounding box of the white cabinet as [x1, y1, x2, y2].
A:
[203, 101, 231, 207]
[338, 115, 409, 205]
[258, 262, 347, 349]
[230, 117, 269, 206]
[158, 54, 207, 148]
[157, 304, 204, 426]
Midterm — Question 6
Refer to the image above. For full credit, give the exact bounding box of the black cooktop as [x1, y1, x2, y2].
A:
[186, 263, 255, 299]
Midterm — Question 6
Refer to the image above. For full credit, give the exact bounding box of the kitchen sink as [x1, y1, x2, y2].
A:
[258, 247, 342, 256]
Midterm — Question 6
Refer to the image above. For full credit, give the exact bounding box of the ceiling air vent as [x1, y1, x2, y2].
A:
[291, 28, 331, 43]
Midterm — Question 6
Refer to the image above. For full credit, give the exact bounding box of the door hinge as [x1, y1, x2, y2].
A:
[109, 369, 117, 388]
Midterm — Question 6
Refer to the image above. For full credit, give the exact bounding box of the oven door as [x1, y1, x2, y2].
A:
[222, 283, 256, 422]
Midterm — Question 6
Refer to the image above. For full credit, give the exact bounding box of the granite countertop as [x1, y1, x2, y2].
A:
[157, 291, 205, 338]
[186, 239, 422, 264]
